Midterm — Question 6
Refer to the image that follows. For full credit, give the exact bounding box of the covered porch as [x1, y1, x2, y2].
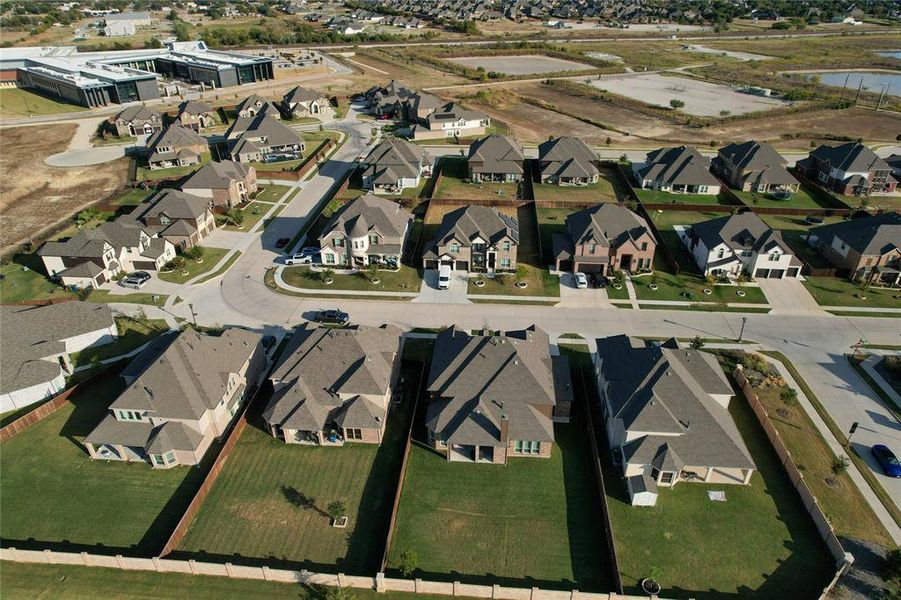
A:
[448, 443, 501, 464]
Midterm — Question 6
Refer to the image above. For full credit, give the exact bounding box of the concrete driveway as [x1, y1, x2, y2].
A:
[757, 278, 824, 315]
[415, 269, 470, 304]
[558, 272, 613, 308]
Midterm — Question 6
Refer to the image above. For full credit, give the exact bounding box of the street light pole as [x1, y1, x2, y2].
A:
[189, 303, 197, 327]
[737, 317, 747, 342]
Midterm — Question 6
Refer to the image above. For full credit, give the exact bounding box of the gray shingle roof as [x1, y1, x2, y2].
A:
[689, 212, 790, 255]
[717, 140, 799, 188]
[1, 302, 114, 394]
[809, 142, 891, 174]
[320, 194, 412, 247]
[178, 100, 212, 116]
[564, 203, 651, 250]
[596, 335, 755, 471]
[181, 160, 253, 190]
[637, 146, 719, 187]
[425, 326, 566, 446]
[283, 86, 326, 105]
[128, 189, 209, 223]
[363, 138, 431, 182]
[146, 126, 207, 152]
[115, 105, 160, 122]
[468, 134, 524, 175]
[431, 205, 519, 248]
[538, 136, 599, 180]
[811, 212, 901, 256]
[225, 114, 303, 150]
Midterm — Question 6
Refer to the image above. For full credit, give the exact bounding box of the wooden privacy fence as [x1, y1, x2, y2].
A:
[634, 202, 680, 276]
[263, 138, 335, 181]
[428, 197, 529, 208]
[733, 366, 854, 600]
[0, 547, 662, 600]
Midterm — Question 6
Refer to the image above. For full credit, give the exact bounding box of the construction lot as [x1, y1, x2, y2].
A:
[448, 54, 594, 75]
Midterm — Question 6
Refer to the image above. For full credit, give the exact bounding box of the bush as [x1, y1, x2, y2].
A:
[396, 549, 419, 578]
[740, 353, 769, 374]
[669, 99, 685, 109]
[780, 387, 798, 406]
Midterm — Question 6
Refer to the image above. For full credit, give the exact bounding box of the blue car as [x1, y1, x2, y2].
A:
[871, 445, 901, 478]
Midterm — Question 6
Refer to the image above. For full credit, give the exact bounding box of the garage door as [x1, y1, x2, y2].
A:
[455, 260, 469, 271]
[754, 268, 769, 278]
[769, 269, 784, 279]
[577, 263, 605, 274]
[787, 268, 800, 278]
[132, 261, 156, 271]
[424, 260, 438, 269]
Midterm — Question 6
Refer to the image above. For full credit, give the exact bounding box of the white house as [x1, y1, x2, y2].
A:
[1, 303, 118, 412]
[678, 212, 802, 279]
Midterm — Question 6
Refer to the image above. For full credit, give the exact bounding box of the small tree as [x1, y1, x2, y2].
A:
[605, 136, 612, 145]
[327, 501, 347, 523]
[397, 549, 419, 578]
[669, 99, 685, 109]
[831, 455, 850, 479]
[184, 245, 205, 262]
[515, 264, 528, 282]
[780, 387, 798, 406]
[226, 208, 245, 227]
[689, 336, 705, 350]
[719, 109, 731, 118]
[324, 586, 357, 600]
[76, 208, 100, 227]
[367, 262, 379, 281]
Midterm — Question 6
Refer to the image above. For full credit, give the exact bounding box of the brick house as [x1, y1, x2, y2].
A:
[123, 189, 216, 250]
[176, 100, 216, 131]
[797, 142, 898, 196]
[280, 86, 330, 118]
[538, 136, 600, 186]
[109, 105, 163, 137]
[468, 134, 524, 183]
[713, 141, 800, 196]
[318, 194, 412, 269]
[145, 126, 208, 170]
[633, 146, 721, 194]
[423, 205, 518, 273]
[552, 204, 656, 274]
[810, 212, 901, 285]
[361, 138, 432, 194]
[181, 160, 258, 208]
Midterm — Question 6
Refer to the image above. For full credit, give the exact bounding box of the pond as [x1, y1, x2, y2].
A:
[876, 50, 901, 60]
[804, 71, 901, 97]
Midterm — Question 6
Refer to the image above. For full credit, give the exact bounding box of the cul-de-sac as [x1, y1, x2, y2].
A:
[1, 2, 900, 599]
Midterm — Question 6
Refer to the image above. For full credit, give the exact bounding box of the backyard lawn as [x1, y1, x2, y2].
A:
[281, 264, 422, 293]
[176, 363, 420, 573]
[634, 188, 737, 207]
[536, 207, 577, 258]
[136, 154, 210, 181]
[802, 276, 901, 309]
[0, 88, 86, 117]
[732, 185, 838, 210]
[254, 184, 292, 203]
[434, 157, 520, 201]
[388, 394, 611, 590]
[532, 167, 631, 204]
[158, 247, 231, 284]
[110, 188, 153, 207]
[760, 214, 845, 270]
[0, 366, 210, 553]
[70, 317, 170, 368]
[0, 253, 76, 304]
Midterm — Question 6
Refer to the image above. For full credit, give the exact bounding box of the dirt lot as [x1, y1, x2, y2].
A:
[449, 54, 593, 75]
[0, 125, 129, 256]
[354, 49, 471, 90]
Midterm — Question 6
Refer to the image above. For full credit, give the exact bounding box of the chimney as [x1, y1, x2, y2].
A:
[500, 414, 509, 444]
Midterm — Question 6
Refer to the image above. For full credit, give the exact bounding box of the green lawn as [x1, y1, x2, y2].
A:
[0, 561, 488, 600]
[0, 88, 87, 117]
[536, 207, 577, 258]
[110, 188, 153, 207]
[468, 265, 560, 297]
[633, 271, 767, 304]
[760, 214, 845, 270]
[533, 167, 631, 204]
[388, 387, 611, 590]
[634, 188, 736, 207]
[136, 154, 210, 181]
[254, 184, 292, 203]
[282, 264, 422, 293]
[0, 366, 210, 553]
[0, 253, 76, 304]
[87, 290, 168, 307]
[218, 202, 274, 231]
[732, 186, 834, 210]
[803, 276, 901, 309]
[434, 157, 520, 201]
[158, 247, 231, 284]
[177, 363, 420, 573]
[595, 360, 835, 597]
[93, 134, 136, 147]
[714, 353, 893, 547]
[70, 317, 170, 368]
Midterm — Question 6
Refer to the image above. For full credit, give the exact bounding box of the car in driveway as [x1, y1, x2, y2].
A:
[437, 264, 451, 290]
[871, 444, 901, 478]
[575, 273, 588, 289]
[120, 271, 151, 289]
[315, 309, 349, 326]
[284, 250, 320, 266]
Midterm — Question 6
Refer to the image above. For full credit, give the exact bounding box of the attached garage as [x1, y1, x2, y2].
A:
[754, 268, 769, 278]
[755, 268, 785, 279]
[454, 260, 469, 271]
[787, 267, 800, 278]
[132, 261, 157, 271]
[575, 262, 605, 274]
[424, 259, 438, 269]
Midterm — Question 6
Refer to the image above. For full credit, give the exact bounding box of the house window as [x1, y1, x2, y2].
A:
[370, 234, 378, 244]
[502, 241, 511, 252]
[641, 242, 648, 251]
[717, 249, 725, 259]
[335, 238, 344, 247]
[588, 243, 597, 254]
[449, 242, 460, 253]
[514, 440, 540, 454]
[325, 254, 336, 264]
[159, 215, 171, 225]
[659, 471, 675, 485]
[116, 410, 144, 422]
[500, 258, 511, 268]
[150, 454, 164, 466]
[345, 428, 363, 440]
[164, 451, 176, 465]
[769, 253, 779, 262]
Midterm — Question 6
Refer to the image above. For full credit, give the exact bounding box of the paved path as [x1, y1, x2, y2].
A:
[623, 275, 640, 309]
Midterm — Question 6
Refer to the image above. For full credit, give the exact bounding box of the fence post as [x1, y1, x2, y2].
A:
[152, 556, 162, 572]
[492, 584, 500, 599]
[115, 554, 126, 569]
[375, 572, 386, 593]
[262, 566, 271, 581]
[81, 552, 90, 566]
[188, 559, 198, 574]
[43, 549, 52, 563]
[225, 562, 235, 577]
[453, 581, 461, 596]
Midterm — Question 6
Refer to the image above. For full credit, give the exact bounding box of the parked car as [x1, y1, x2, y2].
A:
[575, 273, 588, 289]
[316, 309, 349, 326]
[437, 264, 451, 290]
[275, 238, 290, 249]
[285, 251, 319, 266]
[804, 216, 825, 225]
[120, 271, 151, 289]
[299, 246, 320, 256]
[871, 444, 901, 478]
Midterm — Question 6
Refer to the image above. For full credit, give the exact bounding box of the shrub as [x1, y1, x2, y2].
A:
[326, 501, 347, 522]
[780, 387, 798, 406]
[740, 353, 769, 374]
[669, 99, 685, 109]
[831, 455, 850, 477]
[396, 549, 419, 578]
[689, 336, 704, 350]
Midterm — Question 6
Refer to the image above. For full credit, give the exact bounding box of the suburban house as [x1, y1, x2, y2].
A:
[679, 212, 802, 279]
[467, 135, 525, 183]
[38, 222, 176, 288]
[360, 138, 432, 194]
[175, 100, 216, 131]
[423, 205, 519, 273]
[713, 141, 800, 197]
[796, 142, 897, 196]
[180, 160, 258, 208]
[1, 303, 116, 413]
[109, 105, 163, 137]
[633, 146, 721, 195]
[403, 90, 443, 122]
[886, 154, 901, 181]
[810, 212, 901, 285]
[223, 114, 305, 163]
[408, 101, 491, 141]
[262, 324, 403, 446]
[594, 335, 756, 506]
[145, 126, 208, 170]
[83, 328, 267, 468]
[122, 189, 216, 250]
[424, 326, 573, 464]
[281, 86, 330, 118]
[552, 204, 656, 274]
[364, 80, 417, 117]
[236, 94, 279, 119]
[538, 136, 600, 185]
[318, 194, 412, 268]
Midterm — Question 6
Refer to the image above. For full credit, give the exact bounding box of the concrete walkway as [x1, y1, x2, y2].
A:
[623, 275, 640, 309]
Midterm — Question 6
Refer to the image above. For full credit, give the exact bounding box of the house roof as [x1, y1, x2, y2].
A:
[809, 142, 892, 174]
[115, 104, 160, 122]
[362, 138, 430, 182]
[596, 335, 755, 471]
[320, 194, 411, 245]
[425, 326, 569, 446]
[717, 141, 799, 187]
[236, 94, 267, 113]
[178, 99, 212, 116]
[468, 134, 524, 175]
[690, 212, 791, 255]
[563, 203, 651, 251]
[431, 205, 519, 249]
[283, 86, 325, 105]
[129, 189, 210, 223]
[146, 126, 207, 151]
[181, 160, 253, 190]
[424, 101, 486, 125]
[225, 113, 303, 150]
[811, 212, 901, 256]
[538, 136, 599, 180]
[108, 328, 262, 420]
[38, 222, 148, 260]
[636, 146, 719, 187]
[0, 302, 114, 395]
[262, 324, 402, 432]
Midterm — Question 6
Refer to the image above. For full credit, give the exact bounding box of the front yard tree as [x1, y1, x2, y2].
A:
[515, 264, 528, 283]
[184, 245, 205, 262]
[327, 500, 346, 524]
[397, 549, 419, 577]
[689, 336, 705, 350]
[226, 208, 244, 227]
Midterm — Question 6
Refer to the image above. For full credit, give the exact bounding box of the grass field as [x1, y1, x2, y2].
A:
[532, 167, 631, 203]
[218, 201, 277, 231]
[177, 363, 419, 573]
[802, 276, 901, 309]
[388, 395, 611, 590]
[635, 188, 735, 207]
[282, 264, 422, 293]
[0, 88, 87, 117]
[70, 317, 170, 368]
[434, 157, 520, 201]
[732, 186, 835, 210]
[158, 247, 230, 284]
[254, 184, 292, 203]
[0, 253, 76, 304]
[0, 366, 209, 553]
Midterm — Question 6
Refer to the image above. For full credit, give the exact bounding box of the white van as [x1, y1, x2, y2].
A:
[437, 264, 452, 290]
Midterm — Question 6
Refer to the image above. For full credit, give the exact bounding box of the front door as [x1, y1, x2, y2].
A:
[620, 254, 633, 271]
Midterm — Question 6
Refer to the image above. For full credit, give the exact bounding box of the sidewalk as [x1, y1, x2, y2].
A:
[623, 275, 639, 309]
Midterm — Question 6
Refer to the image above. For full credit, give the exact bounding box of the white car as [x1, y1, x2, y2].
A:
[284, 250, 319, 266]
[437, 264, 452, 290]
[575, 273, 588, 289]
